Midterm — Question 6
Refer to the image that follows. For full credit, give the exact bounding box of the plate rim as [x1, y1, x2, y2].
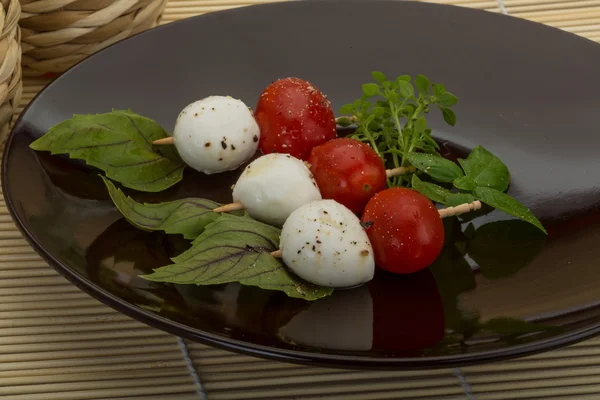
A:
[4, 0, 600, 369]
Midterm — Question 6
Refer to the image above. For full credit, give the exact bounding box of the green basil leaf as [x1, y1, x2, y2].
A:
[372, 106, 386, 117]
[362, 83, 380, 97]
[142, 214, 333, 301]
[339, 104, 354, 115]
[411, 174, 451, 205]
[473, 187, 547, 234]
[406, 152, 464, 183]
[30, 110, 185, 192]
[415, 75, 430, 95]
[371, 71, 386, 83]
[102, 176, 239, 240]
[396, 75, 411, 83]
[480, 317, 562, 335]
[437, 92, 458, 107]
[446, 193, 475, 207]
[433, 83, 446, 97]
[468, 220, 546, 279]
[458, 146, 511, 192]
[397, 80, 415, 98]
[335, 117, 355, 127]
[440, 107, 456, 126]
[414, 116, 427, 135]
[453, 176, 477, 191]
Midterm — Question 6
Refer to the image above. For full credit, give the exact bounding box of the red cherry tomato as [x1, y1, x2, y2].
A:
[361, 187, 445, 274]
[255, 77, 337, 160]
[307, 138, 387, 214]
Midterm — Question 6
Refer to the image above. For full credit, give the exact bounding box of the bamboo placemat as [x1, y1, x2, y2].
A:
[4, 1, 600, 399]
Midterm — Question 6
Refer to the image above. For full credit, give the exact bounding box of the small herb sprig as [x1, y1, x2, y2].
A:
[339, 71, 457, 187]
[339, 71, 546, 234]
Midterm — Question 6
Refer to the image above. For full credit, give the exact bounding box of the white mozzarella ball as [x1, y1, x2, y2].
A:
[232, 153, 322, 227]
[280, 199, 375, 288]
[172, 96, 260, 174]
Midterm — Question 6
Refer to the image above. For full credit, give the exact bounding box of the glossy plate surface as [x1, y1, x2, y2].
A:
[4, 0, 600, 369]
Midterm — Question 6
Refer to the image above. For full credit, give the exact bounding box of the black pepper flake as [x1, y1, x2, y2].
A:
[253, 135, 259, 142]
[231, 144, 236, 150]
[204, 142, 211, 147]
[218, 158, 223, 161]
[194, 113, 198, 117]
[316, 240, 321, 244]
[221, 141, 227, 149]
[297, 250, 301, 254]
[360, 220, 374, 229]
[211, 108, 215, 111]
[317, 251, 321, 255]
[351, 241, 358, 245]
[323, 210, 328, 214]
[305, 242, 310, 245]
[312, 245, 316, 251]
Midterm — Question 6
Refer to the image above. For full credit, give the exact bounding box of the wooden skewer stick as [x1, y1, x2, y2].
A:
[438, 200, 482, 218]
[269, 200, 483, 259]
[270, 249, 283, 258]
[386, 166, 417, 178]
[153, 137, 175, 145]
[213, 201, 245, 213]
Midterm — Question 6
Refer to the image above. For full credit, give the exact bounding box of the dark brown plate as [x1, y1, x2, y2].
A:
[4, 0, 600, 369]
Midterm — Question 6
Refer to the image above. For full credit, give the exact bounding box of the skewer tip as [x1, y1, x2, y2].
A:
[438, 200, 482, 219]
[270, 249, 283, 258]
[152, 137, 175, 145]
[213, 201, 245, 213]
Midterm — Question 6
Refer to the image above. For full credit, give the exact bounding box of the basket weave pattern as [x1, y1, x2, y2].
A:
[19, 0, 167, 76]
[0, 0, 21, 144]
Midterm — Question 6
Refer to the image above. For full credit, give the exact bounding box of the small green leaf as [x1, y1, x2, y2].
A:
[411, 174, 451, 205]
[415, 74, 430, 95]
[339, 104, 354, 115]
[414, 116, 427, 134]
[440, 107, 456, 126]
[433, 83, 446, 97]
[396, 75, 411, 83]
[397, 80, 415, 98]
[446, 193, 475, 207]
[335, 117, 355, 127]
[468, 220, 546, 279]
[372, 106, 386, 117]
[473, 187, 547, 234]
[437, 92, 458, 107]
[402, 104, 416, 115]
[30, 110, 184, 192]
[102, 176, 237, 240]
[371, 71, 386, 83]
[406, 153, 464, 183]
[458, 146, 511, 192]
[362, 83, 380, 97]
[453, 176, 477, 191]
[423, 134, 440, 150]
[142, 214, 333, 300]
[481, 317, 561, 335]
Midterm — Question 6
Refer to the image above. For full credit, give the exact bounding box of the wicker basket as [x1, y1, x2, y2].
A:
[19, 0, 168, 76]
[0, 0, 21, 145]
